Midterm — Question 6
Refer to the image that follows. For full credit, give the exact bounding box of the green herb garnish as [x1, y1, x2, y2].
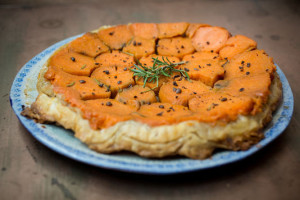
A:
[81, 64, 87, 69]
[66, 82, 75, 87]
[130, 57, 189, 93]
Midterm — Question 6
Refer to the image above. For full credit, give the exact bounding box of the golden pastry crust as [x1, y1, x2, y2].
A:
[22, 23, 283, 159]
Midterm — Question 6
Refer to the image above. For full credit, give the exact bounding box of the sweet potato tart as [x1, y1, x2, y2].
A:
[22, 22, 282, 159]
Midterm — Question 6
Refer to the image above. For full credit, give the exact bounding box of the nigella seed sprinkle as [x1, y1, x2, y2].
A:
[247, 63, 251, 67]
[181, 45, 184, 49]
[241, 61, 245, 64]
[156, 112, 163, 116]
[184, 68, 189, 72]
[206, 41, 210, 45]
[210, 50, 214, 53]
[134, 96, 137, 98]
[95, 63, 99, 65]
[173, 81, 178, 86]
[124, 67, 127, 71]
[175, 96, 178, 99]
[193, 92, 197, 94]
[176, 88, 182, 94]
[246, 72, 250, 75]
[106, 102, 112, 106]
[109, 32, 114, 36]
[207, 63, 211, 66]
[117, 81, 122, 84]
[71, 57, 76, 62]
[159, 105, 164, 109]
[103, 70, 110, 74]
[79, 80, 86, 84]
[194, 68, 199, 71]
[92, 92, 95, 95]
[239, 88, 245, 92]
[133, 41, 137, 46]
[114, 76, 117, 79]
[220, 97, 227, 102]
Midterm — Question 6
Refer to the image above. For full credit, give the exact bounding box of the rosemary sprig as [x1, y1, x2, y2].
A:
[130, 57, 189, 93]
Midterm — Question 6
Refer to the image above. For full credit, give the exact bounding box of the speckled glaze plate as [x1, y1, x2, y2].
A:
[10, 35, 294, 175]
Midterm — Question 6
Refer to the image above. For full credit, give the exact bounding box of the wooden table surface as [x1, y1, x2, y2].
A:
[1, 0, 299, 199]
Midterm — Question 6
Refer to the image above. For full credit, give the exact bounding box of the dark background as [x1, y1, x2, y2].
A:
[0, 0, 299, 199]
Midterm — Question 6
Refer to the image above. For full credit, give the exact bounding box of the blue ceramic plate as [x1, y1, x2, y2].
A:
[10, 35, 294, 175]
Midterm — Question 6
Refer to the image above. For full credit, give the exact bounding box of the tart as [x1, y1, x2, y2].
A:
[22, 22, 282, 159]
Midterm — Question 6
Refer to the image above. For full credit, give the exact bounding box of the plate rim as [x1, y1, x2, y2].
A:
[10, 34, 294, 175]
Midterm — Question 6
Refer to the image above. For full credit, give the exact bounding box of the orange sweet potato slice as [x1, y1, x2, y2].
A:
[157, 22, 189, 38]
[223, 50, 276, 80]
[157, 37, 195, 58]
[90, 65, 135, 96]
[68, 32, 109, 57]
[44, 66, 111, 100]
[189, 92, 254, 122]
[115, 85, 157, 105]
[219, 35, 257, 59]
[214, 73, 271, 112]
[192, 26, 230, 53]
[49, 48, 97, 76]
[81, 99, 137, 129]
[129, 23, 158, 39]
[186, 23, 211, 38]
[159, 79, 211, 106]
[132, 103, 192, 126]
[97, 25, 133, 50]
[178, 59, 224, 86]
[95, 50, 135, 68]
[139, 54, 180, 67]
[123, 37, 155, 59]
[182, 51, 220, 62]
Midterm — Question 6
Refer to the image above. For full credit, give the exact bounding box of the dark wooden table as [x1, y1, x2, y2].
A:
[1, 0, 299, 199]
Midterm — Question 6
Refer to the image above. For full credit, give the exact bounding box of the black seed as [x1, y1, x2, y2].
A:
[169, 107, 175, 111]
[177, 50, 181, 53]
[79, 80, 86, 84]
[71, 57, 76, 62]
[246, 72, 250, 75]
[207, 63, 211, 66]
[194, 68, 199, 71]
[247, 63, 251, 67]
[103, 70, 110, 74]
[99, 83, 104, 87]
[117, 81, 122, 84]
[133, 41, 137, 46]
[184, 68, 189, 72]
[210, 50, 214, 53]
[220, 97, 227, 102]
[95, 62, 99, 65]
[137, 42, 142, 46]
[175, 96, 178, 99]
[213, 56, 217, 59]
[124, 67, 127, 71]
[156, 112, 163, 116]
[134, 96, 137, 98]
[239, 88, 245, 92]
[173, 81, 178, 86]
[92, 92, 95, 95]
[106, 102, 112, 106]
[114, 76, 117, 79]
[159, 105, 164, 109]
[176, 88, 182, 94]
[181, 45, 184, 49]
[109, 32, 114, 36]
[206, 41, 210, 45]
[241, 61, 245, 64]
[173, 75, 180, 79]
[193, 92, 197, 94]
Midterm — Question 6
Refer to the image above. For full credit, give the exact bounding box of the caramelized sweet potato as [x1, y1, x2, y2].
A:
[115, 85, 157, 105]
[182, 51, 220, 62]
[49, 48, 97, 76]
[132, 103, 192, 126]
[214, 73, 271, 112]
[81, 99, 137, 129]
[135, 75, 171, 93]
[157, 22, 189, 38]
[90, 65, 135, 96]
[192, 26, 230, 53]
[223, 50, 276, 80]
[129, 23, 158, 39]
[159, 79, 211, 106]
[44, 66, 111, 100]
[179, 59, 224, 86]
[189, 92, 254, 122]
[186, 23, 211, 38]
[219, 35, 257, 59]
[95, 50, 135, 68]
[123, 37, 155, 59]
[68, 32, 109, 57]
[97, 25, 133, 50]
[157, 37, 195, 58]
[139, 54, 180, 67]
